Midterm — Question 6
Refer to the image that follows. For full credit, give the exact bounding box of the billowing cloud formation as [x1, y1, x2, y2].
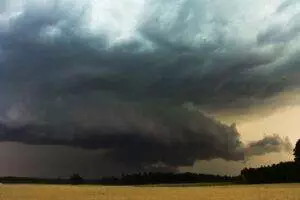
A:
[246, 134, 293, 157]
[0, 105, 293, 170]
[0, 111, 246, 167]
[0, 0, 298, 171]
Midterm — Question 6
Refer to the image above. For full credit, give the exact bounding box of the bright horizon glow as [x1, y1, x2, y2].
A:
[238, 105, 300, 145]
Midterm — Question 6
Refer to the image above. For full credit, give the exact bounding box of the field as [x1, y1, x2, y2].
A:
[0, 184, 300, 200]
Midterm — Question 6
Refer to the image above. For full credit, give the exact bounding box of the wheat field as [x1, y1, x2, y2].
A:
[0, 184, 299, 200]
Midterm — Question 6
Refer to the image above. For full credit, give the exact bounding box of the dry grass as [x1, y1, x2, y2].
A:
[0, 184, 300, 200]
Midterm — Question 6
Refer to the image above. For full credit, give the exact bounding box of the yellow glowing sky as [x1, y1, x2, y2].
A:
[212, 90, 300, 146]
[237, 105, 300, 145]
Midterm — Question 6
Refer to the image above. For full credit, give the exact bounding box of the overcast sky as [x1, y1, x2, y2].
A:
[0, 0, 299, 178]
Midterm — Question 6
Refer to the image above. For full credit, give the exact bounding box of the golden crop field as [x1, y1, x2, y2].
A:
[0, 184, 300, 200]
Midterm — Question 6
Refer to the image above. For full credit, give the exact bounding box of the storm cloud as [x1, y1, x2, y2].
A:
[0, 104, 293, 171]
[245, 134, 293, 157]
[0, 0, 298, 172]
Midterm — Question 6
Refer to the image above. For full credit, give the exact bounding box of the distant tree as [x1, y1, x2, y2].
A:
[240, 162, 300, 184]
[69, 173, 84, 185]
[294, 139, 300, 164]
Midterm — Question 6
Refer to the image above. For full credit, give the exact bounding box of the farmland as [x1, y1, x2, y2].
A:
[0, 184, 299, 200]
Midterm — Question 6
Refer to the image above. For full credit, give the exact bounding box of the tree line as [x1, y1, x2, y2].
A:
[240, 139, 300, 184]
[99, 172, 235, 185]
[0, 173, 235, 185]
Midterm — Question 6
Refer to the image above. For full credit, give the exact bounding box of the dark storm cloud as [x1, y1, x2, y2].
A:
[1, 0, 299, 113]
[0, 106, 246, 166]
[0, 0, 298, 171]
[0, 107, 292, 170]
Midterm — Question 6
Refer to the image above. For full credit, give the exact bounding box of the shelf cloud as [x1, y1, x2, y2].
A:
[0, 0, 297, 172]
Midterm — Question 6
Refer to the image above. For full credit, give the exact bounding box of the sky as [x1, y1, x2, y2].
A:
[0, 0, 299, 178]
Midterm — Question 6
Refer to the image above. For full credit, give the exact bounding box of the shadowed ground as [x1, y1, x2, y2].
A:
[0, 184, 300, 200]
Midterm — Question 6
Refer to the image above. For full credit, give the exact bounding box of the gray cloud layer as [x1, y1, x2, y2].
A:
[246, 134, 293, 157]
[0, 0, 298, 172]
[0, 105, 292, 171]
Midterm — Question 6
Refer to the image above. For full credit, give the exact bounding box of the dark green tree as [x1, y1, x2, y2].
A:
[294, 139, 300, 164]
[69, 173, 84, 185]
